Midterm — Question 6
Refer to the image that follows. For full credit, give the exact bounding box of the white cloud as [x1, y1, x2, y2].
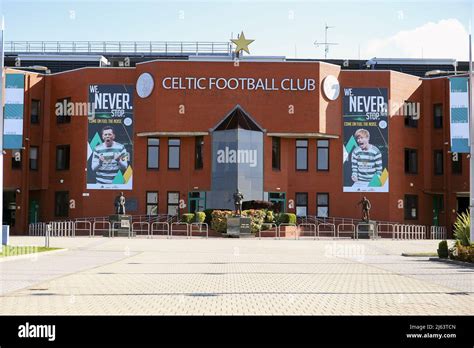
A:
[364, 19, 469, 61]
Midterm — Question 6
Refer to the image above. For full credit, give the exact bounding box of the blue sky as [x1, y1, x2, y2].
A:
[1, 0, 473, 60]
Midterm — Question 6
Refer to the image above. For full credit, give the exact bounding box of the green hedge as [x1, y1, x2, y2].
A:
[275, 213, 296, 225]
[181, 213, 195, 224]
[194, 211, 206, 223]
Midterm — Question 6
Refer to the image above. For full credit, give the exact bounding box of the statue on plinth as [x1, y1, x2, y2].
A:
[115, 192, 126, 215]
[357, 196, 371, 222]
[233, 189, 244, 216]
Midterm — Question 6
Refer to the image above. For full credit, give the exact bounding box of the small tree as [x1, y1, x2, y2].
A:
[453, 212, 471, 247]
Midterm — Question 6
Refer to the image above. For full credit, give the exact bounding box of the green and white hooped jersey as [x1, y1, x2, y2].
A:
[92, 142, 127, 184]
[351, 145, 382, 182]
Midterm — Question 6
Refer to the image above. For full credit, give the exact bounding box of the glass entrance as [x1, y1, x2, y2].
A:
[188, 191, 206, 213]
[269, 192, 286, 213]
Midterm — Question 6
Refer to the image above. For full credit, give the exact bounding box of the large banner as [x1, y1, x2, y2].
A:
[87, 85, 134, 190]
[3, 74, 24, 149]
[449, 77, 470, 153]
[343, 88, 389, 192]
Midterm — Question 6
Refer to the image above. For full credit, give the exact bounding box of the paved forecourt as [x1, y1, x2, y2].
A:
[0, 236, 472, 315]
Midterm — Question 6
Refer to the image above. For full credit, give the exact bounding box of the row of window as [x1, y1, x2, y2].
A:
[146, 136, 330, 171]
[12, 143, 464, 177]
[404, 149, 462, 175]
[147, 137, 204, 170]
[30, 98, 72, 125]
[404, 103, 443, 129]
[11, 146, 70, 171]
[294, 192, 329, 217]
[31, 99, 444, 129]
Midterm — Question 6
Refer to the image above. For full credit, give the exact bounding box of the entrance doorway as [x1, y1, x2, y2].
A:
[29, 200, 40, 224]
[432, 195, 443, 226]
[269, 192, 286, 213]
[456, 196, 469, 215]
[3, 190, 16, 228]
[188, 191, 206, 213]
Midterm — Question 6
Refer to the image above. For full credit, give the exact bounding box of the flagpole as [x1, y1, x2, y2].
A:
[0, 17, 4, 244]
[469, 32, 474, 242]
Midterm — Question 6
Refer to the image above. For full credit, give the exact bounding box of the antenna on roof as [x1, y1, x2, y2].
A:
[314, 23, 339, 59]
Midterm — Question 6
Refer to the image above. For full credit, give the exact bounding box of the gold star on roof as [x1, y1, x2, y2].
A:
[231, 31, 254, 55]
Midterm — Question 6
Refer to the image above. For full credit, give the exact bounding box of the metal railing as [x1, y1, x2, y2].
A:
[5, 41, 233, 56]
[132, 222, 150, 237]
[151, 222, 170, 238]
[189, 223, 208, 239]
[317, 223, 336, 239]
[298, 223, 317, 240]
[74, 221, 91, 237]
[278, 223, 297, 240]
[171, 222, 189, 238]
[259, 223, 278, 239]
[92, 221, 111, 237]
[430, 226, 447, 239]
[337, 223, 356, 239]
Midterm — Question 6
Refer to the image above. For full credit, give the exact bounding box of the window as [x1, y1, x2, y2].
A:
[296, 139, 308, 171]
[195, 136, 204, 170]
[31, 99, 40, 124]
[295, 192, 308, 217]
[54, 191, 69, 217]
[168, 138, 180, 169]
[433, 103, 443, 129]
[56, 97, 71, 124]
[167, 192, 180, 216]
[146, 192, 158, 215]
[272, 137, 281, 170]
[404, 101, 418, 128]
[404, 148, 418, 174]
[404, 195, 418, 220]
[29, 146, 39, 170]
[317, 140, 329, 171]
[147, 138, 159, 169]
[317, 193, 329, 217]
[452, 153, 462, 175]
[434, 150, 443, 175]
[56, 145, 70, 170]
[11, 150, 22, 170]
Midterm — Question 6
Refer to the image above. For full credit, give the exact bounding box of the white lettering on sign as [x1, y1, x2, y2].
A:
[161, 77, 316, 92]
[349, 95, 386, 114]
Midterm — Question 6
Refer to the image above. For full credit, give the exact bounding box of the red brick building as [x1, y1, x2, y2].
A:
[3, 57, 469, 235]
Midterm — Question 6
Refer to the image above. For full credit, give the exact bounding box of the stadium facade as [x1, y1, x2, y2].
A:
[2, 44, 470, 235]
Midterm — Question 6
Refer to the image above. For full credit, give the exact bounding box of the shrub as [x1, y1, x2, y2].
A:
[203, 209, 214, 225]
[242, 200, 274, 211]
[437, 240, 448, 259]
[194, 211, 206, 223]
[211, 210, 234, 233]
[241, 209, 267, 233]
[265, 210, 275, 223]
[455, 244, 474, 263]
[454, 212, 471, 247]
[276, 213, 296, 225]
[181, 213, 195, 224]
